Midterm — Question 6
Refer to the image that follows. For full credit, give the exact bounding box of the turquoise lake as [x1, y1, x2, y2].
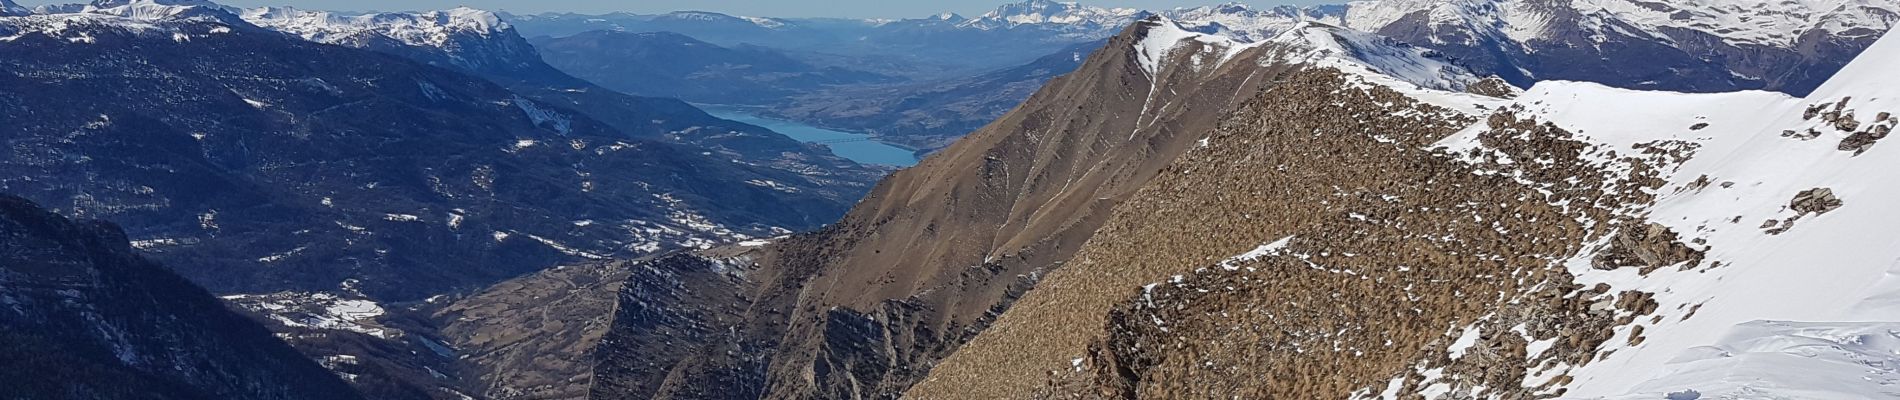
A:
[701, 106, 920, 167]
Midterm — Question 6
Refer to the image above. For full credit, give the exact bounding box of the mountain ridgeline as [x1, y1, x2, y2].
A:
[586, 17, 1476, 399]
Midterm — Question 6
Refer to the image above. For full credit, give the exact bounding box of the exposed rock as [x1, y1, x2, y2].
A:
[1591, 221, 1706, 273]
[1790, 187, 1844, 215]
[1839, 129, 1889, 154]
[1466, 77, 1522, 99]
[1783, 128, 1823, 140]
[1836, 111, 1863, 131]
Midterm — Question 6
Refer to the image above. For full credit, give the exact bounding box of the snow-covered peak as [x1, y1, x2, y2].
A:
[240, 6, 509, 48]
[957, 0, 1347, 44]
[79, 0, 229, 21]
[1167, 2, 1346, 42]
[738, 15, 789, 29]
[0, 0, 239, 43]
[962, 0, 1142, 30]
[0, 0, 28, 16]
[1266, 21, 1480, 92]
[1130, 16, 1214, 77]
[1128, 16, 1483, 114]
[643, 10, 790, 29]
[1421, 30, 1900, 399]
[1343, 0, 1900, 48]
[1568, 0, 1900, 46]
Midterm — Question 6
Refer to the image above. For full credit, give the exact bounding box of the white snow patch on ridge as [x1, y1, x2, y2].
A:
[1266, 21, 1480, 92]
[1451, 31, 1900, 399]
[1129, 16, 1482, 95]
[1220, 235, 1296, 270]
[240, 6, 506, 48]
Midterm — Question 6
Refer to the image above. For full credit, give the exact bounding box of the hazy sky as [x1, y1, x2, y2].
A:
[19, 1, 1331, 18]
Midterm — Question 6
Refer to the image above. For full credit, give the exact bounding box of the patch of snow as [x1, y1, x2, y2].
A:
[223, 292, 393, 339]
[1219, 236, 1296, 270]
[511, 95, 571, 135]
[1445, 32, 1900, 399]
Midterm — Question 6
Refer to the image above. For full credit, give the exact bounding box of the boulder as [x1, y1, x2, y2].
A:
[1790, 187, 1844, 215]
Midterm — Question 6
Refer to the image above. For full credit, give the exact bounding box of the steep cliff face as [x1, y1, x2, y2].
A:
[0, 195, 362, 400]
[588, 16, 1478, 400]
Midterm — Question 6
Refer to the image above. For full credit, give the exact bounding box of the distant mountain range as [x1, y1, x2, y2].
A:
[530, 30, 902, 105]
[506, 0, 1896, 153]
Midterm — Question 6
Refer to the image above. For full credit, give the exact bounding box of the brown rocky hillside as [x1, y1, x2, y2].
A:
[586, 17, 1305, 399]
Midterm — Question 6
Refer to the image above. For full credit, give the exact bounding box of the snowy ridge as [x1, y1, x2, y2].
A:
[1343, 0, 1900, 48]
[959, 0, 1141, 30]
[0, 0, 27, 16]
[1167, 3, 1345, 42]
[1265, 21, 1480, 92]
[1573, 0, 1900, 46]
[0, 0, 235, 43]
[240, 6, 507, 48]
[1343, 0, 1560, 45]
[1132, 16, 1482, 104]
[955, 0, 1345, 42]
[1426, 30, 1900, 399]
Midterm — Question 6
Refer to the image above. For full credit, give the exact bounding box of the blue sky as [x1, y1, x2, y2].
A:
[20, 1, 1332, 18]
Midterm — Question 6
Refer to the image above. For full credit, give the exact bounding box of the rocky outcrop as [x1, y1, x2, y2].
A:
[1466, 77, 1522, 99]
[1791, 187, 1844, 215]
[1591, 221, 1706, 273]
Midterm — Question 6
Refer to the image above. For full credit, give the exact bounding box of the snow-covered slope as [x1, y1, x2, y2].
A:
[1167, 3, 1346, 42]
[1428, 30, 1900, 399]
[240, 6, 505, 48]
[1344, 0, 1898, 48]
[958, 0, 1142, 31]
[955, 1, 1345, 42]
[1341, 0, 1898, 94]
[0, 0, 241, 43]
[0, 0, 28, 16]
[1265, 21, 1480, 92]
[1134, 17, 1481, 95]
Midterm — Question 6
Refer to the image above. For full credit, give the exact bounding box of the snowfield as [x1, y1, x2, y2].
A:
[1423, 29, 1900, 399]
